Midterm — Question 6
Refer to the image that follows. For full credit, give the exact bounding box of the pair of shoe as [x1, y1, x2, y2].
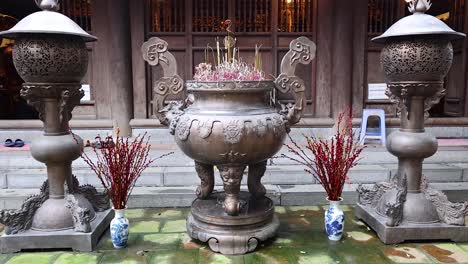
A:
[91, 136, 115, 149]
[4, 139, 25, 147]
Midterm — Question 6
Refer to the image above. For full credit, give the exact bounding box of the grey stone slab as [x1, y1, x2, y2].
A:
[163, 166, 198, 186]
[278, 184, 366, 206]
[0, 172, 7, 189]
[1, 183, 468, 209]
[426, 150, 468, 164]
[263, 165, 314, 184]
[425, 126, 466, 138]
[83, 167, 164, 187]
[463, 127, 468, 138]
[0, 209, 113, 253]
[6, 169, 47, 188]
[348, 164, 390, 183]
[134, 167, 164, 187]
[126, 186, 197, 208]
[382, 163, 463, 182]
[451, 163, 468, 182]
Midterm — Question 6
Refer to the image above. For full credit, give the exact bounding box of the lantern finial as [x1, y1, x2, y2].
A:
[35, 0, 60, 11]
[408, 0, 431, 14]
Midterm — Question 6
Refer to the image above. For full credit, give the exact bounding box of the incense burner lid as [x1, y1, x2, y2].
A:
[0, 0, 96, 42]
[372, 0, 465, 43]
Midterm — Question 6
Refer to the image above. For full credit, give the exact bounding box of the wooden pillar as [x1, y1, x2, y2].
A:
[330, 0, 354, 117]
[130, 0, 147, 119]
[90, 0, 111, 119]
[464, 2, 468, 117]
[315, 0, 334, 118]
[352, 0, 368, 117]
[93, 0, 134, 136]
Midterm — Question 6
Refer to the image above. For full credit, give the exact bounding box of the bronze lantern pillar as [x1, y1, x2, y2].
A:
[0, 0, 111, 253]
[356, 0, 468, 243]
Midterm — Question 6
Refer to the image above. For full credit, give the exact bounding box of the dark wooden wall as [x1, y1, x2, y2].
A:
[69, 0, 468, 123]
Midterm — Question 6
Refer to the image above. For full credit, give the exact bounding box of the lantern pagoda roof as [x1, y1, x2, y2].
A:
[0, 0, 96, 42]
[372, 0, 465, 43]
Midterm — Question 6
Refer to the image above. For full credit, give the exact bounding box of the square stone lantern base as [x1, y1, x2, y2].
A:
[355, 204, 468, 244]
[0, 209, 113, 253]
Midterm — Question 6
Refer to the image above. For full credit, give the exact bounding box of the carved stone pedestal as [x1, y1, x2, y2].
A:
[187, 192, 279, 255]
[0, 209, 113, 253]
[355, 203, 468, 244]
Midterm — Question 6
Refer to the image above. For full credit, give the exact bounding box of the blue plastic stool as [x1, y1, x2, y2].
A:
[359, 109, 386, 146]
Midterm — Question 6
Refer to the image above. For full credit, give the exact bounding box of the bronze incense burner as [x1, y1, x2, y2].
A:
[142, 36, 316, 254]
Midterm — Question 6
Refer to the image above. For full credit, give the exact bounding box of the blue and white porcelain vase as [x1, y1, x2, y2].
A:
[110, 209, 129, 248]
[325, 198, 344, 241]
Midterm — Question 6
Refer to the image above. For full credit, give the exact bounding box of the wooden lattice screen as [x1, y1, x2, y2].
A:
[60, 0, 92, 32]
[150, 0, 185, 32]
[278, 0, 312, 32]
[149, 0, 313, 33]
[367, 0, 400, 35]
[448, 0, 465, 32]
[192, 0, 228, 32]
[235, 0, 271, 32]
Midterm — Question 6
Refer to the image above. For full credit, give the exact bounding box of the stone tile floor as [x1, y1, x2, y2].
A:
[2, 206, 468, 263]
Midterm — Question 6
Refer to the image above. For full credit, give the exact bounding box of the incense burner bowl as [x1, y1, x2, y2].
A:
[175, 80, 286, 215]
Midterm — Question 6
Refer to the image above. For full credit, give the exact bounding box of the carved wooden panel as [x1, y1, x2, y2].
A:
[367, 0, 400, 36]
[235, 0, 271, 32]
[278, 0, 312, 33]
[60, 0, 92, 32]
[149, 0, 185, 32]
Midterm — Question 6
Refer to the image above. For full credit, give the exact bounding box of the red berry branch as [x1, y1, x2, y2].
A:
[81, 130, 172, 209]
[281, 109, 366, 201]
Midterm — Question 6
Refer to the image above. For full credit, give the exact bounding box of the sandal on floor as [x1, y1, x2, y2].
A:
[4, 139, 14, 147]
[91, 136, 103, 149]
[105, 136, 115, 148]
[14, 139, 25, 147]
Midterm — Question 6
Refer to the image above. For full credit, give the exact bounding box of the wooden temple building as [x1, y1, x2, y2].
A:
[0, 0, 467, 135]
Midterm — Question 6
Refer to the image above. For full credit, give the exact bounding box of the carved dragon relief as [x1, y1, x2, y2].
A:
[421, 175, 468, 226]
[359, 171, 468, 227]
[357, 182, 395, 207]
[20, 84, 84, 126]
[383, 174, 407, 227]
[0, 175, 109, 235]
[141, 37, 185, 126]
[69, 175, 110, 212]
[65, 194, 91, 233]
[0, 180, 49, 235]
[386, 82, 445, 120]
[275, 36, 316, 128]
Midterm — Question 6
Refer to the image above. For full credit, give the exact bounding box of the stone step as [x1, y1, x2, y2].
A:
[2, 163, 467, 190]
[1, 126, 467, 144]
[1, 145, 467, 169]
[1, 182, 468, 210]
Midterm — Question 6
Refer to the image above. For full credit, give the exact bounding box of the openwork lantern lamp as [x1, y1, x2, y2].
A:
[356, 0, 468, 244]
[0, 0, 111, 253]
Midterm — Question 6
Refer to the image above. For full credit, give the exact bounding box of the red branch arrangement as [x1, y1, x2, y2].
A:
[281, 110, 366, 201]
[81, 131, 171, 209]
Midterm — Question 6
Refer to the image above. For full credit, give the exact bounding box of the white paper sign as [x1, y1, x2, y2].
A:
[81, 84, 91, 102]
[368, 83, 388, 100]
